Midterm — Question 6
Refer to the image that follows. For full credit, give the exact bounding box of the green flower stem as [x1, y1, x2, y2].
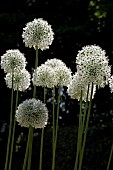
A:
[52, 87, 61, 170]
[39, 87, 46, 170]
[27, 126, 34, 170]
[74, 90, 83, 170]
[78, 83, 93, 170]
[8, 89, 19, 170]
[52, 87, 55, 149]
[4, 70, 14, 170]
[106, 143, 113, 170]
[22, 128, 31, 170]
[23, 46, 38, 170]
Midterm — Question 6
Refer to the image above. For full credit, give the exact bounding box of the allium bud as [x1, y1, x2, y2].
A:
[15, 98, 48, 128]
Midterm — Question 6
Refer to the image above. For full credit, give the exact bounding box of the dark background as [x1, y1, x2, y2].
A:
[0, 0, 113, 169]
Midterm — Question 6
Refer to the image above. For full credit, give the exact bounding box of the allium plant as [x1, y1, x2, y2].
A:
[22, 18, 54, 50]
[1, 49, 27, 73]
[73, 45, 111, 170]
[22, 18, 54, 170]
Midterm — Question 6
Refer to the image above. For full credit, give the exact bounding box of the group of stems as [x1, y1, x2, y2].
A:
[4, 70, 19, 170]
[74, 83, 93, 170]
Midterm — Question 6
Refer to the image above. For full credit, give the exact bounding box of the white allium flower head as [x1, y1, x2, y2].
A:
[67, 72, 96, 101]
[44, 58, 72, 87]
[54, 65, 72, 87]
[22, 18, 54, 50]
[15, 98, 48, 128]
[76, 45, 111, 87]
[32, 64, 57, 88]
[109, 76, 113, 93]
[44, 58, 66, 68]
[5, 69, 31, 91]
[1, 49, 27, 73]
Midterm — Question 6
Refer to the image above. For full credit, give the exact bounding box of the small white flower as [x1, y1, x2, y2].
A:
[32, 64, 57, 88]
[76, 45, 111, 87]
[67, 72, 96, 101]
[5, 69, 31, 91]
[109, 76, 113, 93]
[1, 49, 27, 73]
[15, 98, 48, 128]
[22, 18, 54, 50]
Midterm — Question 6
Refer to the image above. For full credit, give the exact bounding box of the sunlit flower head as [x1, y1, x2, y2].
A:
[54, 65, 72, 87]
[5, 69, 31, 91]
[15, 98, 48, 128]
[44, 58, 66, 68]
[32, 64, 57, 88]
[22, 18, 54, 50]
[1, 49, 27, 73]
[67, 72, 96, 101]
[76, 45, 111, 87]
[109, 76, 113, 93]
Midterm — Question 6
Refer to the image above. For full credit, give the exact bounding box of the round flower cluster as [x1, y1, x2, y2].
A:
[1, 49, 27, 73]
[44, 58, 66, 68]
[22, 18, 54, 50]
[5, 69, 31, 91]
[15, 98, 48, 128]
[32, 58, 72, 88]
[32, 64, 57, 88]
[109, 76, 113, 93]
[76, 45, 111, 87]
[67, 72, 96, 101]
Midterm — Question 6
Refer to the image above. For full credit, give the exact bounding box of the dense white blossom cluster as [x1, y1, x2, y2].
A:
[22, 18, 54, 50]
[76, 45, 111, 87]
[15, 98, 48, 128]
[5, 69, 31, 91]
[32, 58, 72, 88]
[32, 64, 57, 88]
[1, 49, 27, 73]
[67, 73, 96, 101]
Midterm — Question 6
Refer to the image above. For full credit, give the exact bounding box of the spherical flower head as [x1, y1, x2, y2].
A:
[5, 69, 31, 91]
[1, 49, 27, 73]
[15, 98, 48, 128]
[109, 76, 113, 93]
[76, 45, 111, 87]
[32, 64, 57, 88]
[44, 58, 66, 68]
[54, 65, 72, 87]
[22, 18, 54, 50]
[67, 72, 96, 101]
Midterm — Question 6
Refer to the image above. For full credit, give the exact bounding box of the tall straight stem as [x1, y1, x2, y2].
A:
[8, 89, 19, 170]
[78, 83, 93, 170]
[23, 46, 38, 170]
[52, 87, 61, 170]
[4, 70, 14, 170]
[74, 90, 83, 170]
[39, 87, 46, 170]
[106, 143, 113, 170]
[52, 87, 55, 149]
